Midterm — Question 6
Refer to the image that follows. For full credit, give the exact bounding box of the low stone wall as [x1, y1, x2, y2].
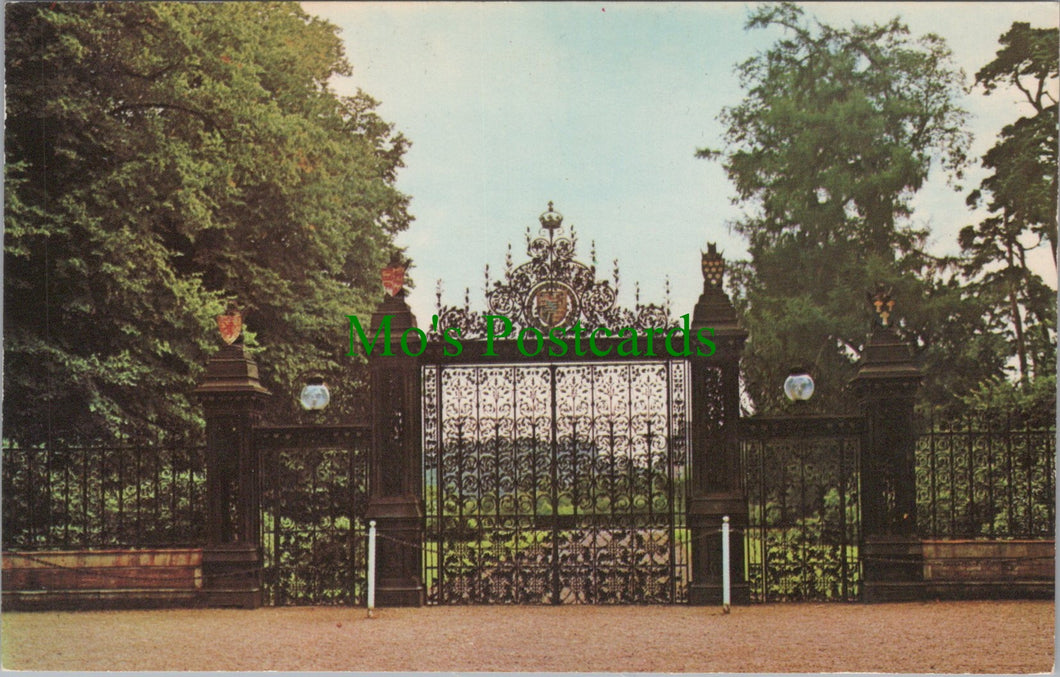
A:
[861, 538, 1053, 602]
[919, 539, 1054, 600]
[2, 548, 203, 611]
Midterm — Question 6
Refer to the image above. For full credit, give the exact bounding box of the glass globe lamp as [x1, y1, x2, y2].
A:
[300, 375, 331, 411]
[783, 369, 815, 402]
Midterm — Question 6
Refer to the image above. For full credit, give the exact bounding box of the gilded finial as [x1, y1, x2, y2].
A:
[702, 242, 725, 290]
[868, 284, 895, 328]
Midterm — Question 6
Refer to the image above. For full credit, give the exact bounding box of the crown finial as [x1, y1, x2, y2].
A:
[539, 201, 563, 230]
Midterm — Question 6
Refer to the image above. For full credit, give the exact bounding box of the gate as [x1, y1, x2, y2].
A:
[417, 204, 703, 604]
[256, 425, 370, 605]
[422, 361, 690, 604]
[740, 415, 862, 601]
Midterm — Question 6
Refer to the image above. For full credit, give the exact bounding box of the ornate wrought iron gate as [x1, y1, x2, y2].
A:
[423, 360, 691, 604]
[257, 425, 370, 605]
[740, 416, 862, 601]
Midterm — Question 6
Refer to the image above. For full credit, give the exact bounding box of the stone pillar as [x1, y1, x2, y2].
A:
[688, 244, 749, 605]
[194, 341, 270, 608]
[365, 286, 425, 606]
[849, 289, 923, 602]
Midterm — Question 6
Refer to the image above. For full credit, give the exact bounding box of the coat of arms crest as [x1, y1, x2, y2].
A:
[530, 285, 574, 329]
[381, 265, 405, 297]
[216, 310, 243, 345]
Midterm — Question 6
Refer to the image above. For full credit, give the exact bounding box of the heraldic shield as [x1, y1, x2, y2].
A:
[381, 265, 405, 297]
[216, 310, 243, 345]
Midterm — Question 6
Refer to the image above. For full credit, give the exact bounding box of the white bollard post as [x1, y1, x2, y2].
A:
[367, 520, 377, 618]
[722, 515, 731, 614]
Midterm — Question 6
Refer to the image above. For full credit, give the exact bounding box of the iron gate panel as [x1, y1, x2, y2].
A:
[740, 416, 862, 602]
[424, 360, 690, 604]
[257, 425, 369, 606]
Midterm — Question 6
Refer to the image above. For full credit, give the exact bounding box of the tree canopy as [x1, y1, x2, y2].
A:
[699, 3, 1002, 413]
[960, 21, 1057, 391]
[5, 2, 411, 444]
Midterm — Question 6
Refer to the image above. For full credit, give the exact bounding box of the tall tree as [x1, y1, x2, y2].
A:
[5, 3, 411, 444]
[699, 3, 997, 413]
[961, 22, 1057, 387]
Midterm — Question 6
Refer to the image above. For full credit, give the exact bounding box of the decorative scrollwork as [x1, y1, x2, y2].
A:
[432, 203, 672, 339]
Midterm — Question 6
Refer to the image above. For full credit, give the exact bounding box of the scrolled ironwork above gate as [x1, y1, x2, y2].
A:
[432, 202, 674, 339]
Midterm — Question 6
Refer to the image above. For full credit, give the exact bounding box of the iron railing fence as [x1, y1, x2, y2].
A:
[2, 439, 207, 550]
[916, 414, 1055, 540]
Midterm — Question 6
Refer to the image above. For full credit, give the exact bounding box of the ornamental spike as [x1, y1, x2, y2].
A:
[664, 276, 673, 317]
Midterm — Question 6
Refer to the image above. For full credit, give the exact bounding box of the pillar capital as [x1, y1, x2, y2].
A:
[371, 289, 418, 337]
[194, 343, 272, 399]
[850, 325, 921, 395]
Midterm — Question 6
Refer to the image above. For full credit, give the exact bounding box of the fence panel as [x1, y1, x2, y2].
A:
[916, 415, 1055, 539]
[256, 425, 370, 606]
[2, 439, 206, 550]
[740, 416, 863, 603]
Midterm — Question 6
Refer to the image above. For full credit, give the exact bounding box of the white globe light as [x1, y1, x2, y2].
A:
[783, 372, 815, 402]
[300, 378, 330, 411]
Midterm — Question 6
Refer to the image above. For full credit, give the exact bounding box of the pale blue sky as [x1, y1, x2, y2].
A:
[302, 2, 1059, 324]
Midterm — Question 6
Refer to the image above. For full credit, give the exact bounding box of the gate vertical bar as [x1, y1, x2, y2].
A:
[434, 366, 445, 603]
[272, 446, 282, 605]
[688, 244, 748, 605]
[839, 439, 849, 600]
[666, 362, 678, 603]
[549, 363, 560, 605]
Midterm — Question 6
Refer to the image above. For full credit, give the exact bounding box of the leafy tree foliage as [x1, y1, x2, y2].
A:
[961, 22, 1057, 387]
[5, 3, 410, 444]
[699, 3, 1000, 413]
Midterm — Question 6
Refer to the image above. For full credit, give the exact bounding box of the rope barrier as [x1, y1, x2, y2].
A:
[372, 526, 739, 554]
[374, 531, 442, 554]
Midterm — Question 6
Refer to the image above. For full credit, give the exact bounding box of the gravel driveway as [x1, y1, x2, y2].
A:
[2, 600, 1053, 672]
